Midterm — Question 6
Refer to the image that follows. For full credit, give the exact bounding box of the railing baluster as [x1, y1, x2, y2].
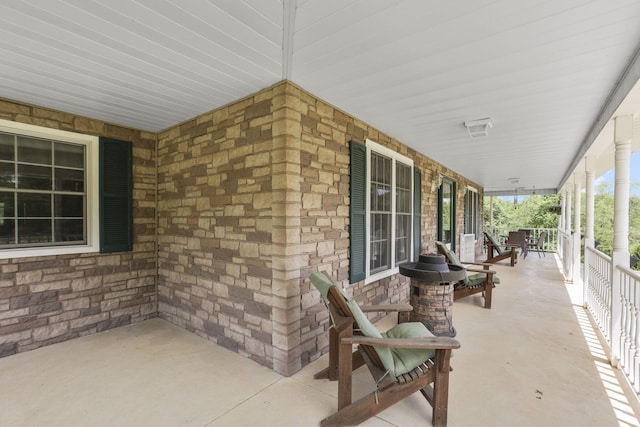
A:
[632, 273, 640, 394]
[621, 274, 630, 374]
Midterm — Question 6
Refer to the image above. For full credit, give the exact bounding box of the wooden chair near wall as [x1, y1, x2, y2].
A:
[310, 272, 460, 427]
[435, 241, 499, 309]
[484, 231, 518, 266]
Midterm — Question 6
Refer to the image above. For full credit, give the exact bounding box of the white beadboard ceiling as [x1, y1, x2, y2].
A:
[1, 0, 640, 194]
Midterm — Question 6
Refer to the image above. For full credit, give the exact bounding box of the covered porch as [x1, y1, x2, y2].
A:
[2, 254, 638, 426]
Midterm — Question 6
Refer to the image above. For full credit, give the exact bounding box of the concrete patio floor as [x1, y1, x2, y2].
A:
[2, 254, 640, 426]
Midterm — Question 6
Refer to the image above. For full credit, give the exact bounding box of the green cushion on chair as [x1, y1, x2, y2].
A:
[346, 298, 395, 373]
[383, 323, 436, 376]
[347, 298, 435, 377]
[466, 273, 500, 288]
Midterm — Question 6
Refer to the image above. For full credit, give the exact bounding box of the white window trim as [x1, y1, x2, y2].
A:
[364, 139, 413, 284]
[465, 186, 480, 240]
[0, 119, 99, 259]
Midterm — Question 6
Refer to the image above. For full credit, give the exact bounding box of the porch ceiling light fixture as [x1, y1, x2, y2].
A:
[464, 118, 493, 137]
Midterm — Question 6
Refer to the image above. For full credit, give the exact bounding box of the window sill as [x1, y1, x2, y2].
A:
[0, 243, 99, 260]
[364, 266, 400, 285]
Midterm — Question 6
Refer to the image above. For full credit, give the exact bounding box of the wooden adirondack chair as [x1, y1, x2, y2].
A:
[310, 272, 460, 427]
[435, 241, 499, 309]
[484, 231, 517, 266]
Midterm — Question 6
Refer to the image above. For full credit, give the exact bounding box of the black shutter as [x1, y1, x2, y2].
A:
[464, 189, 470, 234]
[413, 168, 422, 261]
[349, 140, 366, 283]
[99, 137, 133, 253]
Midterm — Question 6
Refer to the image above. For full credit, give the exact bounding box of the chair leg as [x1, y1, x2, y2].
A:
[315, 324, 365, 381]
[337, 322, 353, 410]
[484, 276, 493, 309]
[432, 349, 452, 427]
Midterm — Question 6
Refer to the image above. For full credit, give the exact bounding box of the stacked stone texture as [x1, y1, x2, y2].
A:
[0, 81, 483, 376]
[0, 99, 157, 358]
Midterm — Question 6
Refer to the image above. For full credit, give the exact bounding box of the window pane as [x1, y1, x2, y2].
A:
[18, 219, 52, 244]
[0, 133, 14, 161]
[17, 137, 51, 165]
[395, 214, 411, 264]
[17, 193, 51, 217]
[0, 219, 15, 245]
[370, 212, 390, 273]
[0, 191, 15, 244]
[0, 162, 14, 188]
[440, 181, 454, 246]
[0, 191, 15, 218]
[371, 153, 391, 213]
[55, 142, 84, 168]
[18, 164, 52, 190]
[54, 219, 84, 242]
[54, 194, 84, 217]
[396, 163, 411, 188]
[55, 168, 84, 192]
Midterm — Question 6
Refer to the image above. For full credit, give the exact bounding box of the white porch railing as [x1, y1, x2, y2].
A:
[618, 264, 640, 394]
[585, 246, 612, 343]
[559, 229, 573, 279]
[584, 245, 640, 395]
[487, 227, 559, 251]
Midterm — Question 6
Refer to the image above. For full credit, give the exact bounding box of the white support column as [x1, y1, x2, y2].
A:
[559, 190, 566, 255]
[611, 115, 633, 367]
[566, 187, 572, 235]
[489, 196, 494, 235]
[566, 186, 574, 281]
[583, 156, 595, 307]
[585, 157, 595, 249]
[573, 175, 582, 293]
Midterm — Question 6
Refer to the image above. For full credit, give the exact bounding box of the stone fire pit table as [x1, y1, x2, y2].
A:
[399, 254, 465, 337]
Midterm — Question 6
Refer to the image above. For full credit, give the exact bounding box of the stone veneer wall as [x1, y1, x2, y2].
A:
[287, 83, 484, 368]
[156, 81, 483, 375]
[0, 98, 157, 358]
[156, 86, 279, 369]
[0, 81, 483, 374]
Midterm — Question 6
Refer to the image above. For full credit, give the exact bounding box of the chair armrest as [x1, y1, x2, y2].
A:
[466, 267, 497, 275]
[332, 314, 353, 333]
[463, 261, 493, 268]
[361, 304, 413, 313]
[342, 336, 461, 350]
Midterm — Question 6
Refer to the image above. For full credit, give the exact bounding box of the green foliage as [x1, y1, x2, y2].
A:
[484, 194, 560, 231]
[590, 182, 640, 268]
[484, 180, 640, 270]
[593, 183, 614, 255]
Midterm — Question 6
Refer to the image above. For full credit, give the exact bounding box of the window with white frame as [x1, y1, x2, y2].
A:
[363, 140, 415, 282]
[464, 187, 480, 238]
[0, 120, 100, 259]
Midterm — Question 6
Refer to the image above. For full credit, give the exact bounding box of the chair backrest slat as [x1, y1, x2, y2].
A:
[484, 231, 502, 249]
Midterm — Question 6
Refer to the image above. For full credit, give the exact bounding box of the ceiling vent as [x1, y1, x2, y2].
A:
[464, 118, 493, 138]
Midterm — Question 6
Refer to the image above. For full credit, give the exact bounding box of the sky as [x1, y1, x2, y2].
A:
[595, 150, 640, 195]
